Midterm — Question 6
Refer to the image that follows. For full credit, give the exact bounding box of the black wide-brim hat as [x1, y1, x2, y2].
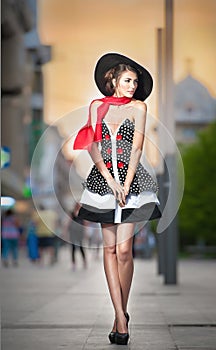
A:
[94, 53, 153, 101]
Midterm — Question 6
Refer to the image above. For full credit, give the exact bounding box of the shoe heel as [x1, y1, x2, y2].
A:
[108, 331, 116, 344]
[124, 312, 130, 326]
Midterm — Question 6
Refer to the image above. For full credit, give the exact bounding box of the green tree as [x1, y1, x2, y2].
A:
[179, 122, 216, 247]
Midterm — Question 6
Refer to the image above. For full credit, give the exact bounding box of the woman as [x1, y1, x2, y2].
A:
[1, 209, 20, 267]
[73, 53, 161, 345]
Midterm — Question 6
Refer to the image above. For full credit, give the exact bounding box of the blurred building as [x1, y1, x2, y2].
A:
[30, 125, 77, 212]
[1, 0, 34, 199]
[1, 0, 71, 218]
[174, 74, 216, 144]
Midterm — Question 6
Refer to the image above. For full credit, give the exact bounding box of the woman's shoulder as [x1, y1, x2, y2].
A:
[132, 100, 147, 122]
[131, 99, 147, 112]
[90, 99, 103, 108]
[130, 100, 147, 125]
[90, 99, 103, 116]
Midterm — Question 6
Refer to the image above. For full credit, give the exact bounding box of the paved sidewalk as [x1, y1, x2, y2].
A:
[1, 246, 216, 350]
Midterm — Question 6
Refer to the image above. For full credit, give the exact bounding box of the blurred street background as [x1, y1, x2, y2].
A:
[1, 0, 216, 349]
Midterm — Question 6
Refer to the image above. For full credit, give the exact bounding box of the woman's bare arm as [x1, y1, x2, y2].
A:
[124, 101, 147, 195]
[88, 101, 126, 204]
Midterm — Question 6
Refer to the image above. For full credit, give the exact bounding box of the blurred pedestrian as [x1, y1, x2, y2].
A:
[66, 203, 87, 270]
[52, 217, 63, 263]
[33, 205, 58, 265]
[26, 213, 39, 263]
[1, 209, 20, 267]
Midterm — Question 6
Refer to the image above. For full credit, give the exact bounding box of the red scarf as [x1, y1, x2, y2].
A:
[73, 96, 132, 150]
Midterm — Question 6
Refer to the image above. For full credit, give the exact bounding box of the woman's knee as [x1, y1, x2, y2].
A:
[104, 244, 116, 256]
[116, 244, 132, 264]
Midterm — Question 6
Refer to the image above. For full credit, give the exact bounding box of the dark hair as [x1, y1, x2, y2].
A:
[104, 64, 138, 95]
[5, 209, 14, 217]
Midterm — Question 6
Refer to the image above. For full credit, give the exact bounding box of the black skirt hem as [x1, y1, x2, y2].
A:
[78, 202, 161, 224]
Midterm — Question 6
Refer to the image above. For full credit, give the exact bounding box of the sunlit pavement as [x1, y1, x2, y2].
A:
[1, 245, 216, 350]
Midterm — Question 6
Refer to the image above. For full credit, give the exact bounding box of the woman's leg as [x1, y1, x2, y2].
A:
[79, 243, 87, 268]
[2, 238, 10, 266]
[11, 239, 19, 265]
[116, 223, 135, 314]
[71, 244, 76, 264]
[102, 223, 127, 333]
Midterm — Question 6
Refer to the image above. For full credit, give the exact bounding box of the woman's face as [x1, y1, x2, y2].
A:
[113, 70, 138, 98]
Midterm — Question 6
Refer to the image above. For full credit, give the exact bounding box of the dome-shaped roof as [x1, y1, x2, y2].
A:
[174, 75, 216, 123]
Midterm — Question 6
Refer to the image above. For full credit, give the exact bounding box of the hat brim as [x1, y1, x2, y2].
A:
[94, 53, 153, 101]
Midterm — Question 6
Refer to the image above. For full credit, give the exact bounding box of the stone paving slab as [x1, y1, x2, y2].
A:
[2, 329, 91, 350]
[170, 326, 216, 349]
[15, 294, 104, 326]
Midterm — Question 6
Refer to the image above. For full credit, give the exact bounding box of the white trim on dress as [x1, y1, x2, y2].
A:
[80, 189, 159, 209]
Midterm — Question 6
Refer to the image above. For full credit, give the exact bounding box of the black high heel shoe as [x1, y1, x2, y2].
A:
[124, 312, 130, 326]
[115, 314, 129, 345]
[108, 313, 130, 344]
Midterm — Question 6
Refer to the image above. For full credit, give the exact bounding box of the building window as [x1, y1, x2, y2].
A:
[182, 128, 196, 140]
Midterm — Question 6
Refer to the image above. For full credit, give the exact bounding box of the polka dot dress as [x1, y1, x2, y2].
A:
[84, 119, 158, 195]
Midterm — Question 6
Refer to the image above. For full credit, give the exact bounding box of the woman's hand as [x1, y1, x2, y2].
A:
[123, 181, 131, 196]
[107, 178, 126, 207]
